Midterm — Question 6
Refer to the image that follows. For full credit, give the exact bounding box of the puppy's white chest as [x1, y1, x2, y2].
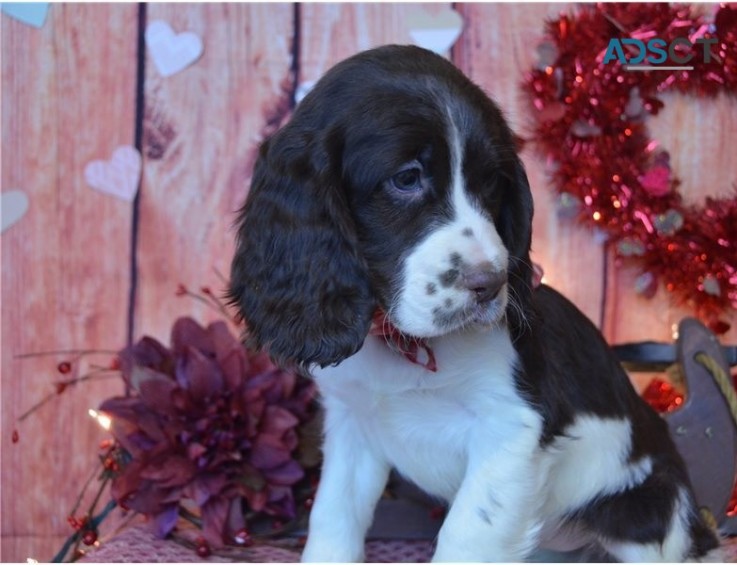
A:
[314, 328, 534, 501]
[369, 388, 475, 500]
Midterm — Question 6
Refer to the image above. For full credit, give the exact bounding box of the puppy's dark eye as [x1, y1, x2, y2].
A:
[390, 166, 423, 192]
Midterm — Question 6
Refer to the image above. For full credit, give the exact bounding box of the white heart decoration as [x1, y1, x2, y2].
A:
[295, 81, 316, 105]
[145, 20, 203, 77]
[1, 190, 30, 233]
[2, 3, 49, 28]
[408, 8, 464, 55]
[84, 146, 142, 202]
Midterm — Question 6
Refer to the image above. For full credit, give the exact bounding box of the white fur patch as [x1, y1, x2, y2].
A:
[542, 415, 653, 517]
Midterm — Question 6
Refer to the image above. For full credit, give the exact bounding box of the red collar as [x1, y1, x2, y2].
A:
[369, 310, 437, 372]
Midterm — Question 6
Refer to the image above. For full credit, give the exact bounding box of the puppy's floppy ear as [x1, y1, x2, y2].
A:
[504, 158, 534, 264]
[228, 126, 375, 368]
[501, 158, 535, 334]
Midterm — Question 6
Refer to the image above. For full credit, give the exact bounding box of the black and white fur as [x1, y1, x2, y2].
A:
[229, 45, 719, 561]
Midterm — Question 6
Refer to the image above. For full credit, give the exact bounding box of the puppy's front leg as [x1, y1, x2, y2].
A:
[302, 402, 390, 562]
[433, 419, 544, 562]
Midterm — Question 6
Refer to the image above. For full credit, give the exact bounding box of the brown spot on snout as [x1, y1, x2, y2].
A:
[439, 268, 460, 287]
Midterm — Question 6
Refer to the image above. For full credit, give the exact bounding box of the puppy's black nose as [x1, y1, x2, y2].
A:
[463, 265, 506, 304]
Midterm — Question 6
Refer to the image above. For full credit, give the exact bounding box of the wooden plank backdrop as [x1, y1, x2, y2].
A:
[1, 4, 138, 562]
[2, 3, 735, 562]
[135, 3, 294, 343]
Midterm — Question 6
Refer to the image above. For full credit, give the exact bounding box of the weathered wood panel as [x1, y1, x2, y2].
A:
[1, 4, 138, 562]
[134, 3, 294, 344]
[300, 3, 452, 81]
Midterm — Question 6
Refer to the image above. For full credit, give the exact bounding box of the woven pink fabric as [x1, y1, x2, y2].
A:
[82, 525, 435, 563]
[81, 524, 737, 562]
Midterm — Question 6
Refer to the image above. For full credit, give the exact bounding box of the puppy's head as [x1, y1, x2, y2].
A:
[229, 45, 534, 368]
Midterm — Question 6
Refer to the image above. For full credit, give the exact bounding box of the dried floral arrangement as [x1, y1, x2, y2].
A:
[15, 285, 319, 561]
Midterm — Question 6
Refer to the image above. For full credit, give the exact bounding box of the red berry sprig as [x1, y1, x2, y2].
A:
[195, 537, 211, 558]
[233, 527, 253, 547]
[81, 530, 98, 546]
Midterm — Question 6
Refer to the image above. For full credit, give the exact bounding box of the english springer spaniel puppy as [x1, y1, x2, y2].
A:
[229, 45, 719, 561]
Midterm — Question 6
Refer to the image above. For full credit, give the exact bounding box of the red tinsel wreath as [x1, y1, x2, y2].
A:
[524, 3, 737, 334]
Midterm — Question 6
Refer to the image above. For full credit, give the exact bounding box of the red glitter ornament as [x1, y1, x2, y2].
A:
[524, 3, 737, 332]
[641, 377, 684, 413]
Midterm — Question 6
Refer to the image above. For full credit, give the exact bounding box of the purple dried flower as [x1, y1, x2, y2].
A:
[100, 317, 315, 545]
